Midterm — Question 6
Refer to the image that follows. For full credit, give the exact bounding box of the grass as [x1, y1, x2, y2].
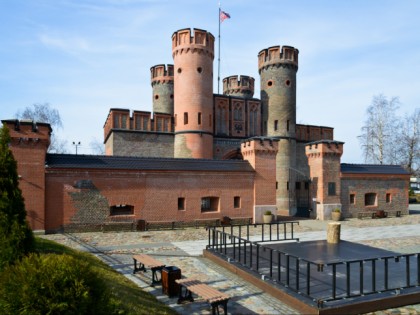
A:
[35, 237, 178, 315]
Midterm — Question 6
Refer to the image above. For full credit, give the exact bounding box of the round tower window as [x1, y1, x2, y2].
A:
[154, 95, 159, 100]
[267, 80, 273, 87]
[170, 94, 174, 99]
[285, 80, 291, 87]
[197, 67, 203, 73]
[177, 68, 182, 73]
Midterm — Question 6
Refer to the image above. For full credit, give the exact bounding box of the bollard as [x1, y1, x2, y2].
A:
[327, 222, 341, 243]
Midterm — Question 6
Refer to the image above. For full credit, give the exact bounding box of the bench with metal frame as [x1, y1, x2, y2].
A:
[132, 254, 165, 286]
[176, 278, 230, 315]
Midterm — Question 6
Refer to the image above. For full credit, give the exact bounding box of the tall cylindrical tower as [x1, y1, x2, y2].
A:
[150, 64, 174, 115]
[259, 45, 299, 215]
[172, 28, 215, 159]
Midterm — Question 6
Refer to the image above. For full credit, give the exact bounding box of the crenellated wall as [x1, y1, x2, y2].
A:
[223, 75, 255, 99]
[2, 119, 51, 232]
[172, 28, 215, 159]
[241, 138, 278, 223]
[305, 140, 344, 220]
[150, 64, 174, 115]
[259, 45, 299, 215]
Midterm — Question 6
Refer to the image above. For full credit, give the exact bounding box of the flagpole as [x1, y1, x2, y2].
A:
[218, 2, 221, 94]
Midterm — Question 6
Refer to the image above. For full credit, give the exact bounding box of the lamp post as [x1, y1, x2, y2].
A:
[72, 141, 81, 155]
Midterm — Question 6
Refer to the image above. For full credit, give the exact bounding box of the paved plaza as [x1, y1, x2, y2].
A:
[40, 205, 420, 314]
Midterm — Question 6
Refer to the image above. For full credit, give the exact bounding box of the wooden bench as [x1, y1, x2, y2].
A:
[176, 278, 230, 315]
[357, 210, 402, 219]
[146, 220, 181, 231]
[385, 210, 402, 217]
[230, 217, 252, 225]
[132, 254, 165, 286]
[357, 211, 377, 219]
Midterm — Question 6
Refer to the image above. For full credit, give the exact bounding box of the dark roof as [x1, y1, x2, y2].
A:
[341, 163, 410, 175]
[45, 154, 255, 172]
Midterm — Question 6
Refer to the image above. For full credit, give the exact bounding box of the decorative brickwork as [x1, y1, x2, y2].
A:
[1, 26, 411, 231]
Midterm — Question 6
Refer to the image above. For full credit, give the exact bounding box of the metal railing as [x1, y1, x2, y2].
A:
[206, 223, 420, 307]
[208, 221, 300, 243]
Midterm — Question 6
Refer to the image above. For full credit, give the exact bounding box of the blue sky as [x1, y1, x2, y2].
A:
[1, 0, 419, 162]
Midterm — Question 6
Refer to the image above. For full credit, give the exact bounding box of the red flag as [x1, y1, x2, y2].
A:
[220, 10, 230, 23]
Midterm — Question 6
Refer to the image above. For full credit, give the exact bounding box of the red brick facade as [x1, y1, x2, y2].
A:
[2, 27, 410, 232]
[4, 120, 51, 230]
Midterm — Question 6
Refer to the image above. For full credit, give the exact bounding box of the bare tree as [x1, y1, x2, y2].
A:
[397, 108, 419, 176]
[358, 94, 400, 164]
[16, 103, 68, 153]
[89, 138, 105, 155]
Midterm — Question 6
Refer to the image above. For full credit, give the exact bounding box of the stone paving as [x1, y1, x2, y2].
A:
[39, 206, 420, 314]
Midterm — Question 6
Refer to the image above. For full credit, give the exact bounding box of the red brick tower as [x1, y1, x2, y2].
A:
[172, 28, 215, 159]
[258, 45, 299, 216]
[150, 64, 174, 115]
[241, 138, 278, 223]
[305, 140, 344, 220]
[2, 119, 51, 232]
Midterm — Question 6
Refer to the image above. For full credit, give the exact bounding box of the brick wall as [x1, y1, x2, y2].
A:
[44, 167, 255, 232]
[341, 175, 409, 218]
[305, 141, 344, 220]
[3, 120, 51, 232]
[109, 131, 174, 157]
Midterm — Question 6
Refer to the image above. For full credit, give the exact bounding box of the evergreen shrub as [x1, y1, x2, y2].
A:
[0, 253, 115, 315]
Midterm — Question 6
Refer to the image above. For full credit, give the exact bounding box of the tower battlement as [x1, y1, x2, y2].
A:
[172, 28, 215, 58]
[258, 45, 299, 72]
[223, 75, 255, 98]
[150, 64, 174, 85]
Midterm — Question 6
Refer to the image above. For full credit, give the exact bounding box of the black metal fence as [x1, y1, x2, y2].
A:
[206, 223, 420, 307]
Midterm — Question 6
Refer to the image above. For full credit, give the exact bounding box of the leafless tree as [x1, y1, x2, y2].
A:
[358, 94, 400, 165]
[16, 103, 68, 153]
[89, 138, 105, 155]
[396, 108, 419, 176]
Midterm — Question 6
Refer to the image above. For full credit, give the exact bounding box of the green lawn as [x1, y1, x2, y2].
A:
[35, 237, 178, 315]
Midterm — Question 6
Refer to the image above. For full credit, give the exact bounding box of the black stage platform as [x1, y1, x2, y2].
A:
[206, 237, 420, 314]
[266, 240, 399, 264]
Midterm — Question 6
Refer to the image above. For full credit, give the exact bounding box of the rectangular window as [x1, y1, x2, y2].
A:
[178, 198, 185, 210]
[386, 193, 391, 203]
[198, 112, 202, 125]
[201, 197, 219, 212]
[113, 114, 120, 128]
[274, 120, 278, 131]
[365, 193, 377, 206]
[276, 181, 278, 190]
[287, 120, 290, 131]
[121, 115, 127, 129]
[143, 116, 149, 130]
[350, 194, 355, 204]
[135, 116, 141, 130]
[287, 181, 289, 190]
[304, 182, 309, 190]
[184, 112, 188, 125]
[328, 182, 336, 196]
[156, 118, 162, 131]
[234, 196, 240, 208]
[110, 204, 134, 216]
[295, 182, 301, 190]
